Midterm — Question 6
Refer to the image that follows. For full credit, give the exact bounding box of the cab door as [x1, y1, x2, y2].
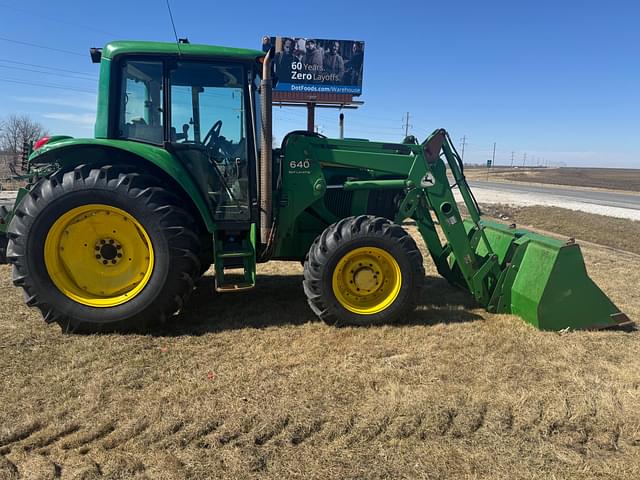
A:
[168, 61, 253, 222]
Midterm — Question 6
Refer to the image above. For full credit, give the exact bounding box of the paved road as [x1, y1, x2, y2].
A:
[468, 180, 640, 211]
[3, 182, 640, 216]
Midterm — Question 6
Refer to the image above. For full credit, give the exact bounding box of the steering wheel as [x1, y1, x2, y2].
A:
[203, 120, 223, 148]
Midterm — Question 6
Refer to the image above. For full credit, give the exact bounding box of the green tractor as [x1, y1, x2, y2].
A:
[0, 40, 631, 332]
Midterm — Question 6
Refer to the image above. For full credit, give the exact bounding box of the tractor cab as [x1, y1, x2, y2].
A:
[99, 42, 264, 224]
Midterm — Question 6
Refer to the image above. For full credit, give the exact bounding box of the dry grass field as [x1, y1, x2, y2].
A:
[478, 204, 640, 255]
[466, 167, 640, 192]
[1, 216, 640, 479]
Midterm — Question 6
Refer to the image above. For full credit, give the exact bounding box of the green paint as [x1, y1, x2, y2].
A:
[343, 179, 408, 190]
[102, 41, 263, 62]
[29, 138, 215, 231]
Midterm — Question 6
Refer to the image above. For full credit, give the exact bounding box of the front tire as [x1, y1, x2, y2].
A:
[303, 215, 424, 326]
[7, 165, 200, 333]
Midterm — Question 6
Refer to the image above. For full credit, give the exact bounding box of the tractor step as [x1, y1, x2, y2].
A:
[213, 224, 257, 294]
[218, 250, 253, 258]
[215, 282, 255, 292]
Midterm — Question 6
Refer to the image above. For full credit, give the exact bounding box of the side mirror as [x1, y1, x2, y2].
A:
[90, 48, 102, 63]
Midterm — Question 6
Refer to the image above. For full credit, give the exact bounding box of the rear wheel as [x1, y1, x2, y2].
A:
[7, 165, 200, 333]
[303, 215, 424, 326]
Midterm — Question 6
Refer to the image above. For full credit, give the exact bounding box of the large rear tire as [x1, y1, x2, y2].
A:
[303, 215, 424, 326]
[7, 165, 200, 333]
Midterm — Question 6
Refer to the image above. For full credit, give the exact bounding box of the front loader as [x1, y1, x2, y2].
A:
[0, 40, 630, 332]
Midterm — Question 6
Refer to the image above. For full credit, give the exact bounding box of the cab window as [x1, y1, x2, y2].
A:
[118, 60, 164, 144]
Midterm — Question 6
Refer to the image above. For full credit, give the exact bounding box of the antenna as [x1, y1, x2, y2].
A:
[166, 0, 182, 55]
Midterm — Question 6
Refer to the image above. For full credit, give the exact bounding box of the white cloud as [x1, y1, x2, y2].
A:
[12, 95, 97, 111]
[42, 112, 95, 126]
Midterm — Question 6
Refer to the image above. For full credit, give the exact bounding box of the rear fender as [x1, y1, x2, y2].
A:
[28, 138, 215, 231]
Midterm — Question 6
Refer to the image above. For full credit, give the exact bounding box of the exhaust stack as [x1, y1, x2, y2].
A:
[259, 49, 273, 246]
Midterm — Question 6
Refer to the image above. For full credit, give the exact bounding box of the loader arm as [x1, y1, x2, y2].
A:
[397, 129, 630, 330]
[279, 129, 630, 331]
[396, 129, 630, 330]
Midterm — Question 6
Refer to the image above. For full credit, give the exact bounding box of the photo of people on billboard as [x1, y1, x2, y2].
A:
[262, 36, 365, 95]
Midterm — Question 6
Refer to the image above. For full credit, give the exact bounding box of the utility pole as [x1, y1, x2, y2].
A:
[402, 112, 412, 137]
[510, 151, 515, 168]
[522, 152, 527, 167]
[460, 135, 467, 163]
[492, 142, 496, 166]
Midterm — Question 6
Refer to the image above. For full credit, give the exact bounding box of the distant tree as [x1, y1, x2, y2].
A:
[0, 114, 48, 170]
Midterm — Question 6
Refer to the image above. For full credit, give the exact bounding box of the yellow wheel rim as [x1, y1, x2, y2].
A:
[44, 204, 154, 308]
[332, 246, 402, 315]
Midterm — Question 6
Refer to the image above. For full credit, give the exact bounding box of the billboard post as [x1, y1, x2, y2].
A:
[307, 102, 315, 132]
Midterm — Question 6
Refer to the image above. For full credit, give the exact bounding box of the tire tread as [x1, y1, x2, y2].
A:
[7, 164, 201, 333]
[303, 215, 424, 326]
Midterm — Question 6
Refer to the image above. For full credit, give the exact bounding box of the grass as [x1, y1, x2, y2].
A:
[1, 220, 639, 479]
[466, 167, 640, 192]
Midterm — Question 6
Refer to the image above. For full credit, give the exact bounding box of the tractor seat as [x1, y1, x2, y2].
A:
[124, 119, 163, 144]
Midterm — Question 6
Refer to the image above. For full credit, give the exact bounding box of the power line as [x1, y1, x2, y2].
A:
[0, 2, 121, 37]
[0, 58, 97, 77]
[0, 37, 85, 57]
[315, 111, 403, 129]
[0, 77, 94, 94]
[287, 111, 404, 135]
[355, 110, 416, 123]
[288, 108, 405, 128]
[341, 125, 407, 135]
[0, 65, 96, 81]
[274, 107, 405, 137]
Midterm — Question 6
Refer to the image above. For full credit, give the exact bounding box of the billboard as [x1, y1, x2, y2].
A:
[261, 36, 365, 96]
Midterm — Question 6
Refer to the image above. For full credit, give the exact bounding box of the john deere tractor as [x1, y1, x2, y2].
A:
[0, 41, 631, 332]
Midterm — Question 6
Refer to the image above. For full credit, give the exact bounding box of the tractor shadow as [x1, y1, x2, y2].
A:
[151, 273, 484, 336]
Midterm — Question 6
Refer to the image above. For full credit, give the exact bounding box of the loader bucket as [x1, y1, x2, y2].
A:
[466, 220, 631, 331]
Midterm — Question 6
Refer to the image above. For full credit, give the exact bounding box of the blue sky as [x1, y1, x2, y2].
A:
[0, 0, 638, 167]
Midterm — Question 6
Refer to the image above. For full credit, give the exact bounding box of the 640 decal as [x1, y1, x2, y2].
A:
[288, 159, 311, 174]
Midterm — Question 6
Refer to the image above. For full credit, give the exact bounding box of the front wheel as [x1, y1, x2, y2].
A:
[303, 216, 424, 326]
[7, 165, 200, 333]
